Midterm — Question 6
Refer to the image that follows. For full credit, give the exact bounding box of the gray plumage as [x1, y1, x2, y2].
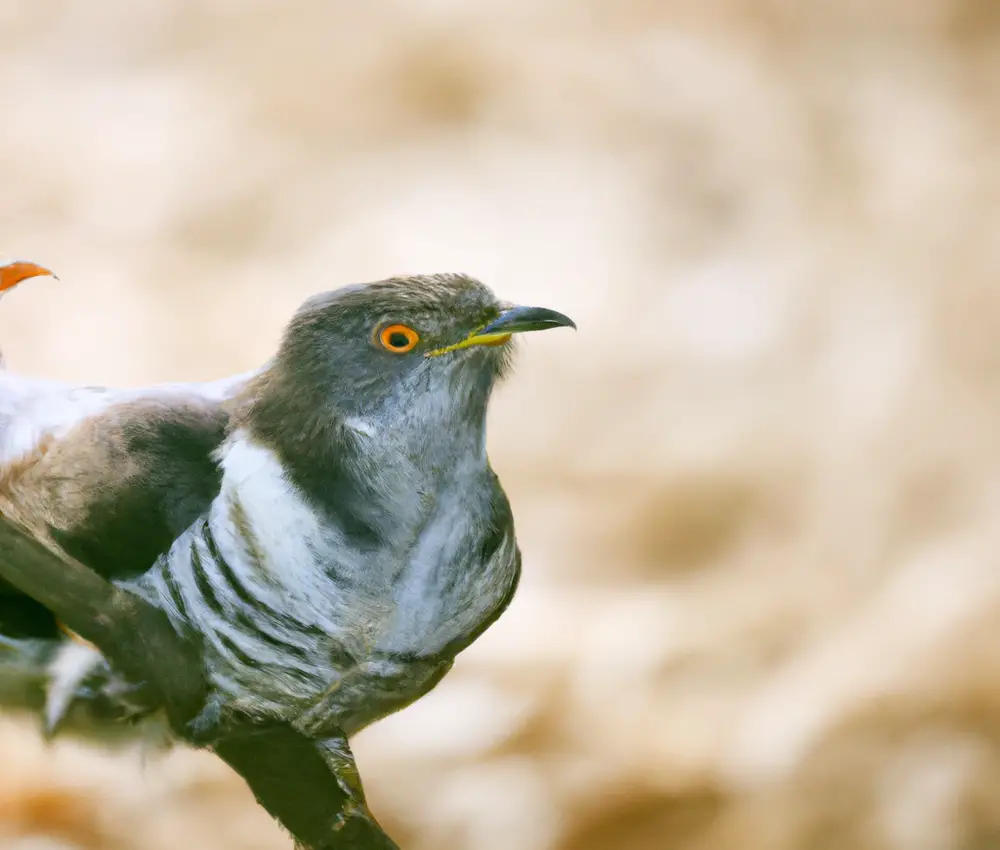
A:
[0, 271, 574, 740]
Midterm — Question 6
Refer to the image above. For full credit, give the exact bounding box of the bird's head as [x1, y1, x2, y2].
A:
[228, 273, 573, 543]
[250, 273, 574, 447]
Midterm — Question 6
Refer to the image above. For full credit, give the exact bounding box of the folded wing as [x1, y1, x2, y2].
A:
[0, 262, 250, 735]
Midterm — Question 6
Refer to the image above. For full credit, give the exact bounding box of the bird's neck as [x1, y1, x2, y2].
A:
[226, 364, 492, 547]
[204, 422, 512, 657]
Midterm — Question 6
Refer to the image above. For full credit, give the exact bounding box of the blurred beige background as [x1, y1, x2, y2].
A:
[2, 1, 1000, 848]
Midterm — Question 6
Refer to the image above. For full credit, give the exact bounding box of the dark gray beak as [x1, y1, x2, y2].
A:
[427, 304, 576, 357]
[477, 305, 577, 336]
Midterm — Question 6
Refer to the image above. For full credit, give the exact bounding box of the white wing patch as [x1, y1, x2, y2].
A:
[0, 370, 257, 465]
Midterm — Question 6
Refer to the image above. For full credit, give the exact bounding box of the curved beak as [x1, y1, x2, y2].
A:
[426, 305, 576, 356]
[477, 305, 577, 336]
[0, 260, 58, 294]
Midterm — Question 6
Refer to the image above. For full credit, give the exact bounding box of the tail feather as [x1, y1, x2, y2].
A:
[1, 582, 168, 745]
[43, 639, 106, 736]
[0, 630, 171, 746]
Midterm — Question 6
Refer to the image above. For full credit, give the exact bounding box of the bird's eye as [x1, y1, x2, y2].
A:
[377, 323, 420, 354]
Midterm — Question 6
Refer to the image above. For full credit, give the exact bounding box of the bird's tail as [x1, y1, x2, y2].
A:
[0, 574, 160, 743]
[0, 625, 168, 745]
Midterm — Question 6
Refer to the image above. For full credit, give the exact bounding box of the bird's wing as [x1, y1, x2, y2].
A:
[0, 370, 253, 465]
[0, 370, 258, 580]
[0, 262, 253, 733]
[0, 371, 262, 735]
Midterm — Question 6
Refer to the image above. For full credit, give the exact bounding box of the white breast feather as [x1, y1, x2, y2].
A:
[211, 433, 389, 642]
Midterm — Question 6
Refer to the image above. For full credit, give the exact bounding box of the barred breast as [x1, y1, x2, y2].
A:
[125, 434, 520, 734]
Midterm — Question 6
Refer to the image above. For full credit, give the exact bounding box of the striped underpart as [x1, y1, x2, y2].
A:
[125, 436, 520, 735]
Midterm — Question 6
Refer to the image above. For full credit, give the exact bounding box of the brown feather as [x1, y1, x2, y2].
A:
[0, 397, 227, 581]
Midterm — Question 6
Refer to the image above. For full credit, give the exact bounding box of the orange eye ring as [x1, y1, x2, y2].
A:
[378, 323, 420, 354]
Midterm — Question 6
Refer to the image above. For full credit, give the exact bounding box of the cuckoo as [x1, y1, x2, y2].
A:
[0, 260, 574, 749]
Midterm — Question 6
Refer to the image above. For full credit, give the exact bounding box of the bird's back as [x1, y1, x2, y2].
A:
[0, 371, 256, 581]
[0, 370, 250, 734]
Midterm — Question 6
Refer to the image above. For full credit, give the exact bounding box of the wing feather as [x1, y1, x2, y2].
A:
[0, 370, 256, 464]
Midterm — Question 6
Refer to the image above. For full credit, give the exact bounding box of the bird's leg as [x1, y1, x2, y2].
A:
[295, 675, 345, 738]
[183, 692, 223, 742]
[297, 655, 455, 739]
[315, 734, 394, 842]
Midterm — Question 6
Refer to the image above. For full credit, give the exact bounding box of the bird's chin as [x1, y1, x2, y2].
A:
[440, 334, 516, 383]
[485, 336, 516, 380]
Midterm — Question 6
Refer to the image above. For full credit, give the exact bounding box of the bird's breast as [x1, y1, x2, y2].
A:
[128, 436, 520, 730]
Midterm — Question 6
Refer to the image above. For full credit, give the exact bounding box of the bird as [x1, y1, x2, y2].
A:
[0, 264, 574, 744]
